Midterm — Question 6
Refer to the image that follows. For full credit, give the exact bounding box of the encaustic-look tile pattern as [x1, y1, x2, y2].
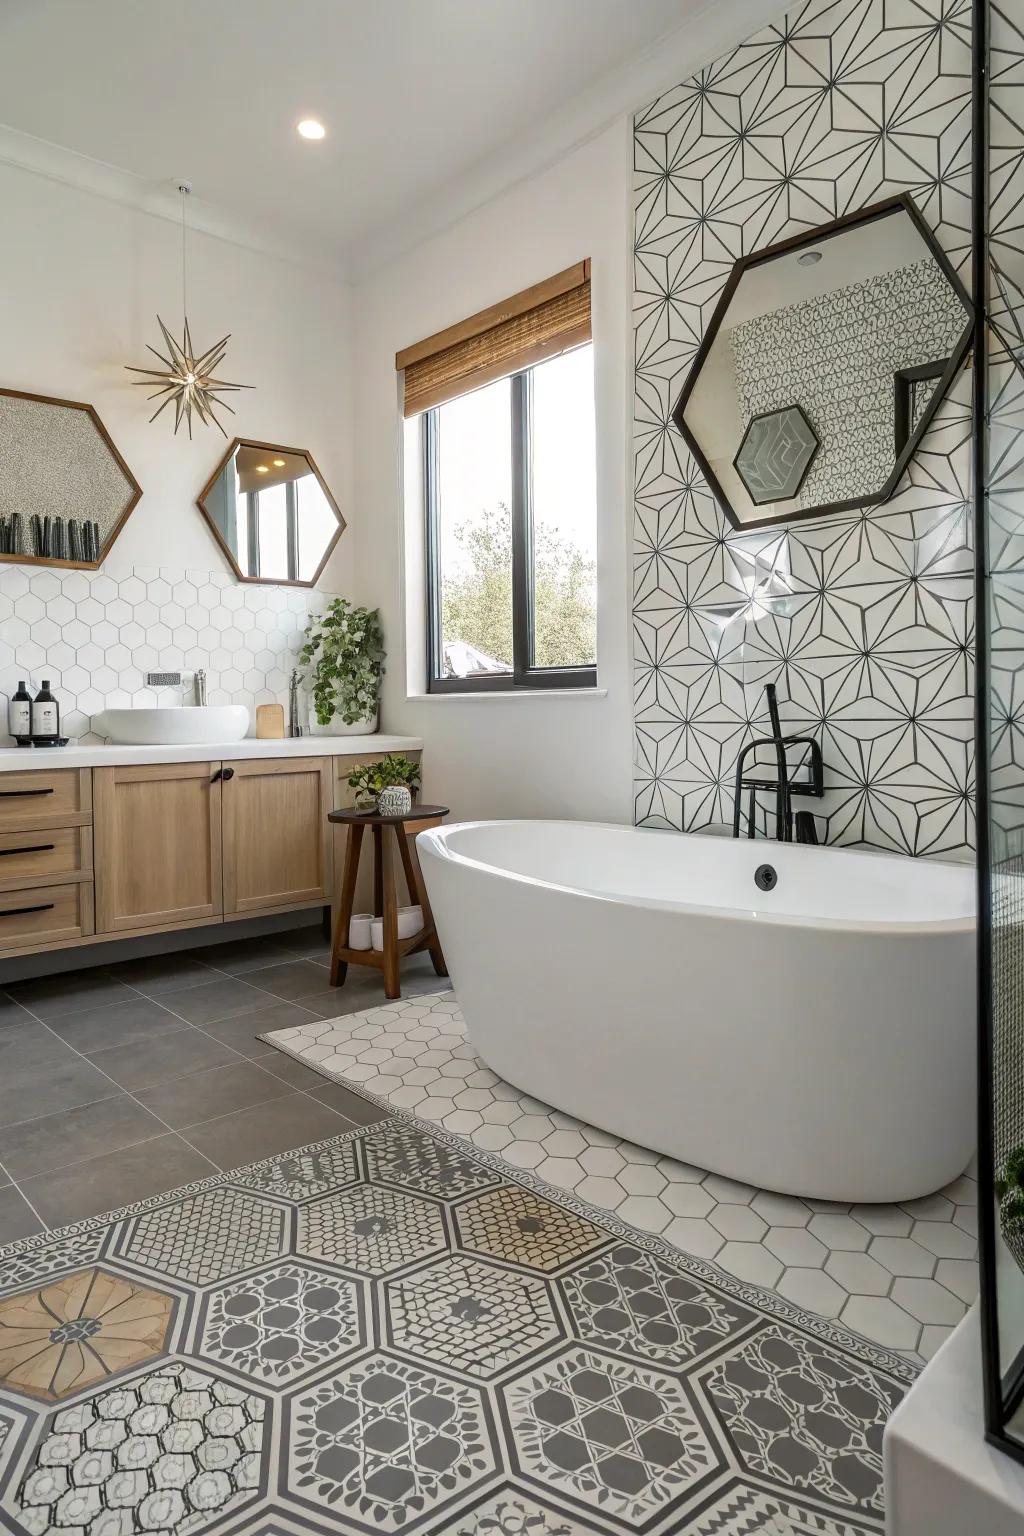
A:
[0, 1117, 912, 1535]
[632, 0, 976, 857]
[266, 994, 978, 1364]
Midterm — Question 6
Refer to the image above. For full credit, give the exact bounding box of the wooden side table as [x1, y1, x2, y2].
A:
[327, 804, 449, 1000]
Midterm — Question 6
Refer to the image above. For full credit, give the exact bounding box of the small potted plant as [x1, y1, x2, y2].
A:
[300, 598, 384, 735]
[347, 754, 421, 814]
[998, 1147, 1024, 1272]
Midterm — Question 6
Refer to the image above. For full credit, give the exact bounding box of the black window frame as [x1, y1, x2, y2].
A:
[424, 356, 597, 694]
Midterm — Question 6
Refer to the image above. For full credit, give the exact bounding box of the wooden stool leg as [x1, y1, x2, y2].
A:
[407, 829, 448, 978]
[381, 826, 401, 999]
[371, 824, 384, 916]
[330, 823, 364, 986]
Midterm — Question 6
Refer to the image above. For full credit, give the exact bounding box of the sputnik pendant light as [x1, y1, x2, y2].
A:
[126, 183, 253, 437]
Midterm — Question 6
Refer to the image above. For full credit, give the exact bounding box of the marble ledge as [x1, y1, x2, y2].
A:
[0, 734, 423, 771]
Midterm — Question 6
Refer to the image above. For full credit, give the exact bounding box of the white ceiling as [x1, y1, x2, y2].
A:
[0, 0, 708, 275]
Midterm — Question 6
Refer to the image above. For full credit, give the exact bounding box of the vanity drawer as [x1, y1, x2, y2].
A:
[0, 882, 93, 949]
[0, 826, 91, 889]
[0, 769, 91, 829]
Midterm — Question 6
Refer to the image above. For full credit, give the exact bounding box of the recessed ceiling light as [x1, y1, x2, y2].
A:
[798, 250, 822, 266]
[297, 119, 326, 141]
[272, 457, 286, 467]
[255, 464, 269, 474]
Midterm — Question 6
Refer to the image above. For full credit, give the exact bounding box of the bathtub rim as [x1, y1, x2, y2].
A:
[417, 819, 977, 938]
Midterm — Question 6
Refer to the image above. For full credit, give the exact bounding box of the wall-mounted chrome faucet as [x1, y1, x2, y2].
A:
[193, 669, 207, 706]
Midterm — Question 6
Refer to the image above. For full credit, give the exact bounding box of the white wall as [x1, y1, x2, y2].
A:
[351, 121, 634, 823]
[0, 162, 354, 588]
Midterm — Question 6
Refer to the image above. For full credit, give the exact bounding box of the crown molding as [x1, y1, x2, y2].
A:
[0, 122, 350, 282]
[342, 0, 788, 281]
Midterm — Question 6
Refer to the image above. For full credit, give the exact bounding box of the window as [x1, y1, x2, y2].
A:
[424, 346, 596, 690]
[398, 262, 597, 692]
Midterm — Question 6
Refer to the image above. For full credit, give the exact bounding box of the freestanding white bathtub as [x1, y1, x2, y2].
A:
[417, 820, 976, 1203]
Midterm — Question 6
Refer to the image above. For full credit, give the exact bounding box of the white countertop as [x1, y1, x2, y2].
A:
[0, 735, 424, 771]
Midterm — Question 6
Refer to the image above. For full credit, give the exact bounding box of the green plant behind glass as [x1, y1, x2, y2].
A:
[300, 598, 385, 726]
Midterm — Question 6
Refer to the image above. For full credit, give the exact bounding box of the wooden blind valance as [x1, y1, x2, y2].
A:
[396, 260, 591, 417]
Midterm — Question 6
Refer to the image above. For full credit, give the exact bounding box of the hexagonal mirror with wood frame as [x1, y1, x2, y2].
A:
[197, 438, 345, 587]
[0, 387, 143, 568]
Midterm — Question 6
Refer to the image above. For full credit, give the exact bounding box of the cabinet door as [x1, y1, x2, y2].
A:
[222, 757, 334, 916]
[94, 763, 222, 932]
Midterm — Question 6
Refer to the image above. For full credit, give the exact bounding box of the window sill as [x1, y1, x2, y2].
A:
[406, 687, 608, 702]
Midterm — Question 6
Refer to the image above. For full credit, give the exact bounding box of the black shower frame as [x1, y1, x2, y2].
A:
[972, 0, 1024, 1470]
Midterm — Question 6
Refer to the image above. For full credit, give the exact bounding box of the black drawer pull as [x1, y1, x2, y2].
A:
[0, 903, 55, 917]
[221, 766, 235, 781]
[0, 844, 54, 858]
[0, 787, 54, 798]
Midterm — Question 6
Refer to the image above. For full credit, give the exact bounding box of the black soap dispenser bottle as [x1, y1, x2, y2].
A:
[8, 681, 32, 747]
[30, 681, 60, 747]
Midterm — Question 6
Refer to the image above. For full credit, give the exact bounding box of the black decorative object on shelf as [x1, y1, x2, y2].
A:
[733, 404, 820, 505]
[732, 684, 824, 842]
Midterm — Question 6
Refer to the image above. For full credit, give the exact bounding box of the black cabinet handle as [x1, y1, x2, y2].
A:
[0, 903, 54, 917]
[211, 769, 222, 782]
[221, 767, 235, 781]
[0, 844, 54, 858]
[0, 787, 54, 798]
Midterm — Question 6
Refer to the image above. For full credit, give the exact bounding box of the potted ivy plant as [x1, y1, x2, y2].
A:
[348, 754, 421, 813]
[300, 598, 384, 736]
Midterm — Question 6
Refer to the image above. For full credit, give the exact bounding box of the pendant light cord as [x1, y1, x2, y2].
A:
[180, 184, 188, 324]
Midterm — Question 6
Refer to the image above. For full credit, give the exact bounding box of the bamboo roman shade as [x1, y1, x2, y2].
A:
[397, 260, 591, 416]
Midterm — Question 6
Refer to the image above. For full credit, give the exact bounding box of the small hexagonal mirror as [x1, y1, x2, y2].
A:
[0, 388, 142, 567]
[197, 438, 345, 586]
[673, 194, 973, 528]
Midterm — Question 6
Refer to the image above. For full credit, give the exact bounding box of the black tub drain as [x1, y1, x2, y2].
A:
[754, 863, 778, 892]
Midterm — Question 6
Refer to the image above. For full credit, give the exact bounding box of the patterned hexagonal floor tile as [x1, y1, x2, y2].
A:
[296, 1185, 449, 1276]
[384, 1255, 563, 1380]
[449, 1488, 603, 1535]
[113, 1190, 287, 1286]
[0, 1269, 175, 1402]
[199, 1263, 364, 1386]
[363, 1121, 502, 1201]
[230, 1142, 360, 1203]
[456, 1188, 606, 1275]
[7, 1360, 266, 1535]
[701, 1326, 900, 1517]
[561, 1244, 757, 1369]
[286, 1352, 497, 1530]
[502, 1346, 720, 1526]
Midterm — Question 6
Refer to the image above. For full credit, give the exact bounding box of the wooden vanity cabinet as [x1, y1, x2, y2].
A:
[221, 757, 334, 915]
[94, 762, 223, 931]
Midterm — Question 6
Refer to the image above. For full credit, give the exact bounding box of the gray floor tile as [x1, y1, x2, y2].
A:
[47, 995, 184, 1055]
[277, 925, 332, 960]
[85, 1028, 238, 1092]
[185, 937, 297, 975]
[156, 976, 271, 1026]
[0, 1022, 76, 1074]
[5, 968, 139, 1020]
[0, 1094, 166, 1182]
[0, 1184, 45, 1243]
[0, 993, 39, 1029]
[19, 1134, 216, 1229]
[0, 1058, 119, 1130]
[181, 1092, 354, 1168]
[305, 1077, 392, 1127]
[252, 1050, 344, 1091]
[107, 954, 219, 995]
[242, 960, 336, 1003]
[136, 1060, 295, 1130]
[200, 1000, 326, 1058]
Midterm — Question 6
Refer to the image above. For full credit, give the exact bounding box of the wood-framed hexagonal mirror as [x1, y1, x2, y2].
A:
[0, 387, 142, 567]
[197, 438, 345, 587]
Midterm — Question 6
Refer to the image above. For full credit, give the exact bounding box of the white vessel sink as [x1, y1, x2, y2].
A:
[94, 706, 250, 745]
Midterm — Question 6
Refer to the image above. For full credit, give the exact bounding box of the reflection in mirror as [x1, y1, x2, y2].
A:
[674, 196, 973, 529]
[197, 439, 344, 586]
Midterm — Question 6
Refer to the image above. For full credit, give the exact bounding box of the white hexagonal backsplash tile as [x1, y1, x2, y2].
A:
[0, 565, 332, 742]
